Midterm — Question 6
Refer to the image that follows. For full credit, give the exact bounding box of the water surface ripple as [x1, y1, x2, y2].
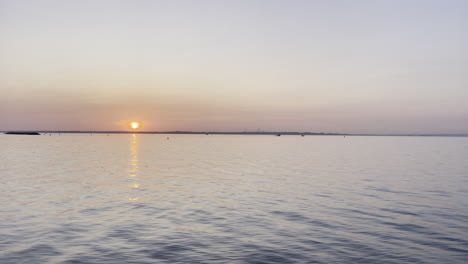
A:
[1, 134, 468, 263]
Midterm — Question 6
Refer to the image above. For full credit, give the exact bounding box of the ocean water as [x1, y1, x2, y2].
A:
[1, 134, 467, 264]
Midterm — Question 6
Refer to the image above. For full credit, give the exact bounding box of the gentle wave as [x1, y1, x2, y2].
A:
[1, 134, 468, 263]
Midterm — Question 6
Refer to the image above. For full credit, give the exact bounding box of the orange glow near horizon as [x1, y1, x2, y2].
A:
[129, 121, 141, 130]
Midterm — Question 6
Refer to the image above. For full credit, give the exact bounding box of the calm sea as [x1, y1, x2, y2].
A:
[1, 134, 467, 263]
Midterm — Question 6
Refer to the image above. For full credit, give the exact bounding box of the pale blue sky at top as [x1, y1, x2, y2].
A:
[1, 0, 467, 133]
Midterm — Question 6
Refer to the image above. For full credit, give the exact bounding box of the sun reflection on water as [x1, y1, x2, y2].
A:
[128, 134, 140, 201]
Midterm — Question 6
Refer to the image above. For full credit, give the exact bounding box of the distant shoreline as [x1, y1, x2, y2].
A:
[2, 131, 468, 137]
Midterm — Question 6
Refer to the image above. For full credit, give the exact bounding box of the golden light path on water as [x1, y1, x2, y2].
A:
[128, 134, 140, 201]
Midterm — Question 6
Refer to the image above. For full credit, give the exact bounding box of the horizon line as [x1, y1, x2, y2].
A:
[2, 130, 468, 137]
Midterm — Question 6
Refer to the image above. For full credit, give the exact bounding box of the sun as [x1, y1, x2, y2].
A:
[129, 121, 141, 130]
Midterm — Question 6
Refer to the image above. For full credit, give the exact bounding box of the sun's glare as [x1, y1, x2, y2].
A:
[130, 121, 141, 130]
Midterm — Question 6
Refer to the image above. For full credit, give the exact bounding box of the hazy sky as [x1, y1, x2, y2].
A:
[1, 0, 467, 133]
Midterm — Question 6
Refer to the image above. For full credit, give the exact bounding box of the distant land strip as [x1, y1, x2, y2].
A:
[2, 131, 468, 137]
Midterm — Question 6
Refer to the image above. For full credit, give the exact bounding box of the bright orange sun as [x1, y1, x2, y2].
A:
[129, 121, 141, 130]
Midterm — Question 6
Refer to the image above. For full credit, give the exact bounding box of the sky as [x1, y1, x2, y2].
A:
[1, 0, 467, 133]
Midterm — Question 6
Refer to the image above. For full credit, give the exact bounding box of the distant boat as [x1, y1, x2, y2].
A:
[4, 131, 40, 135]
[276, 134, 281, 136]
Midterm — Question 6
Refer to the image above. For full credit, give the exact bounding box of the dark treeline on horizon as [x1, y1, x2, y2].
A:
[2, 131, 468, 137]
[3, 131, 341, 135]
